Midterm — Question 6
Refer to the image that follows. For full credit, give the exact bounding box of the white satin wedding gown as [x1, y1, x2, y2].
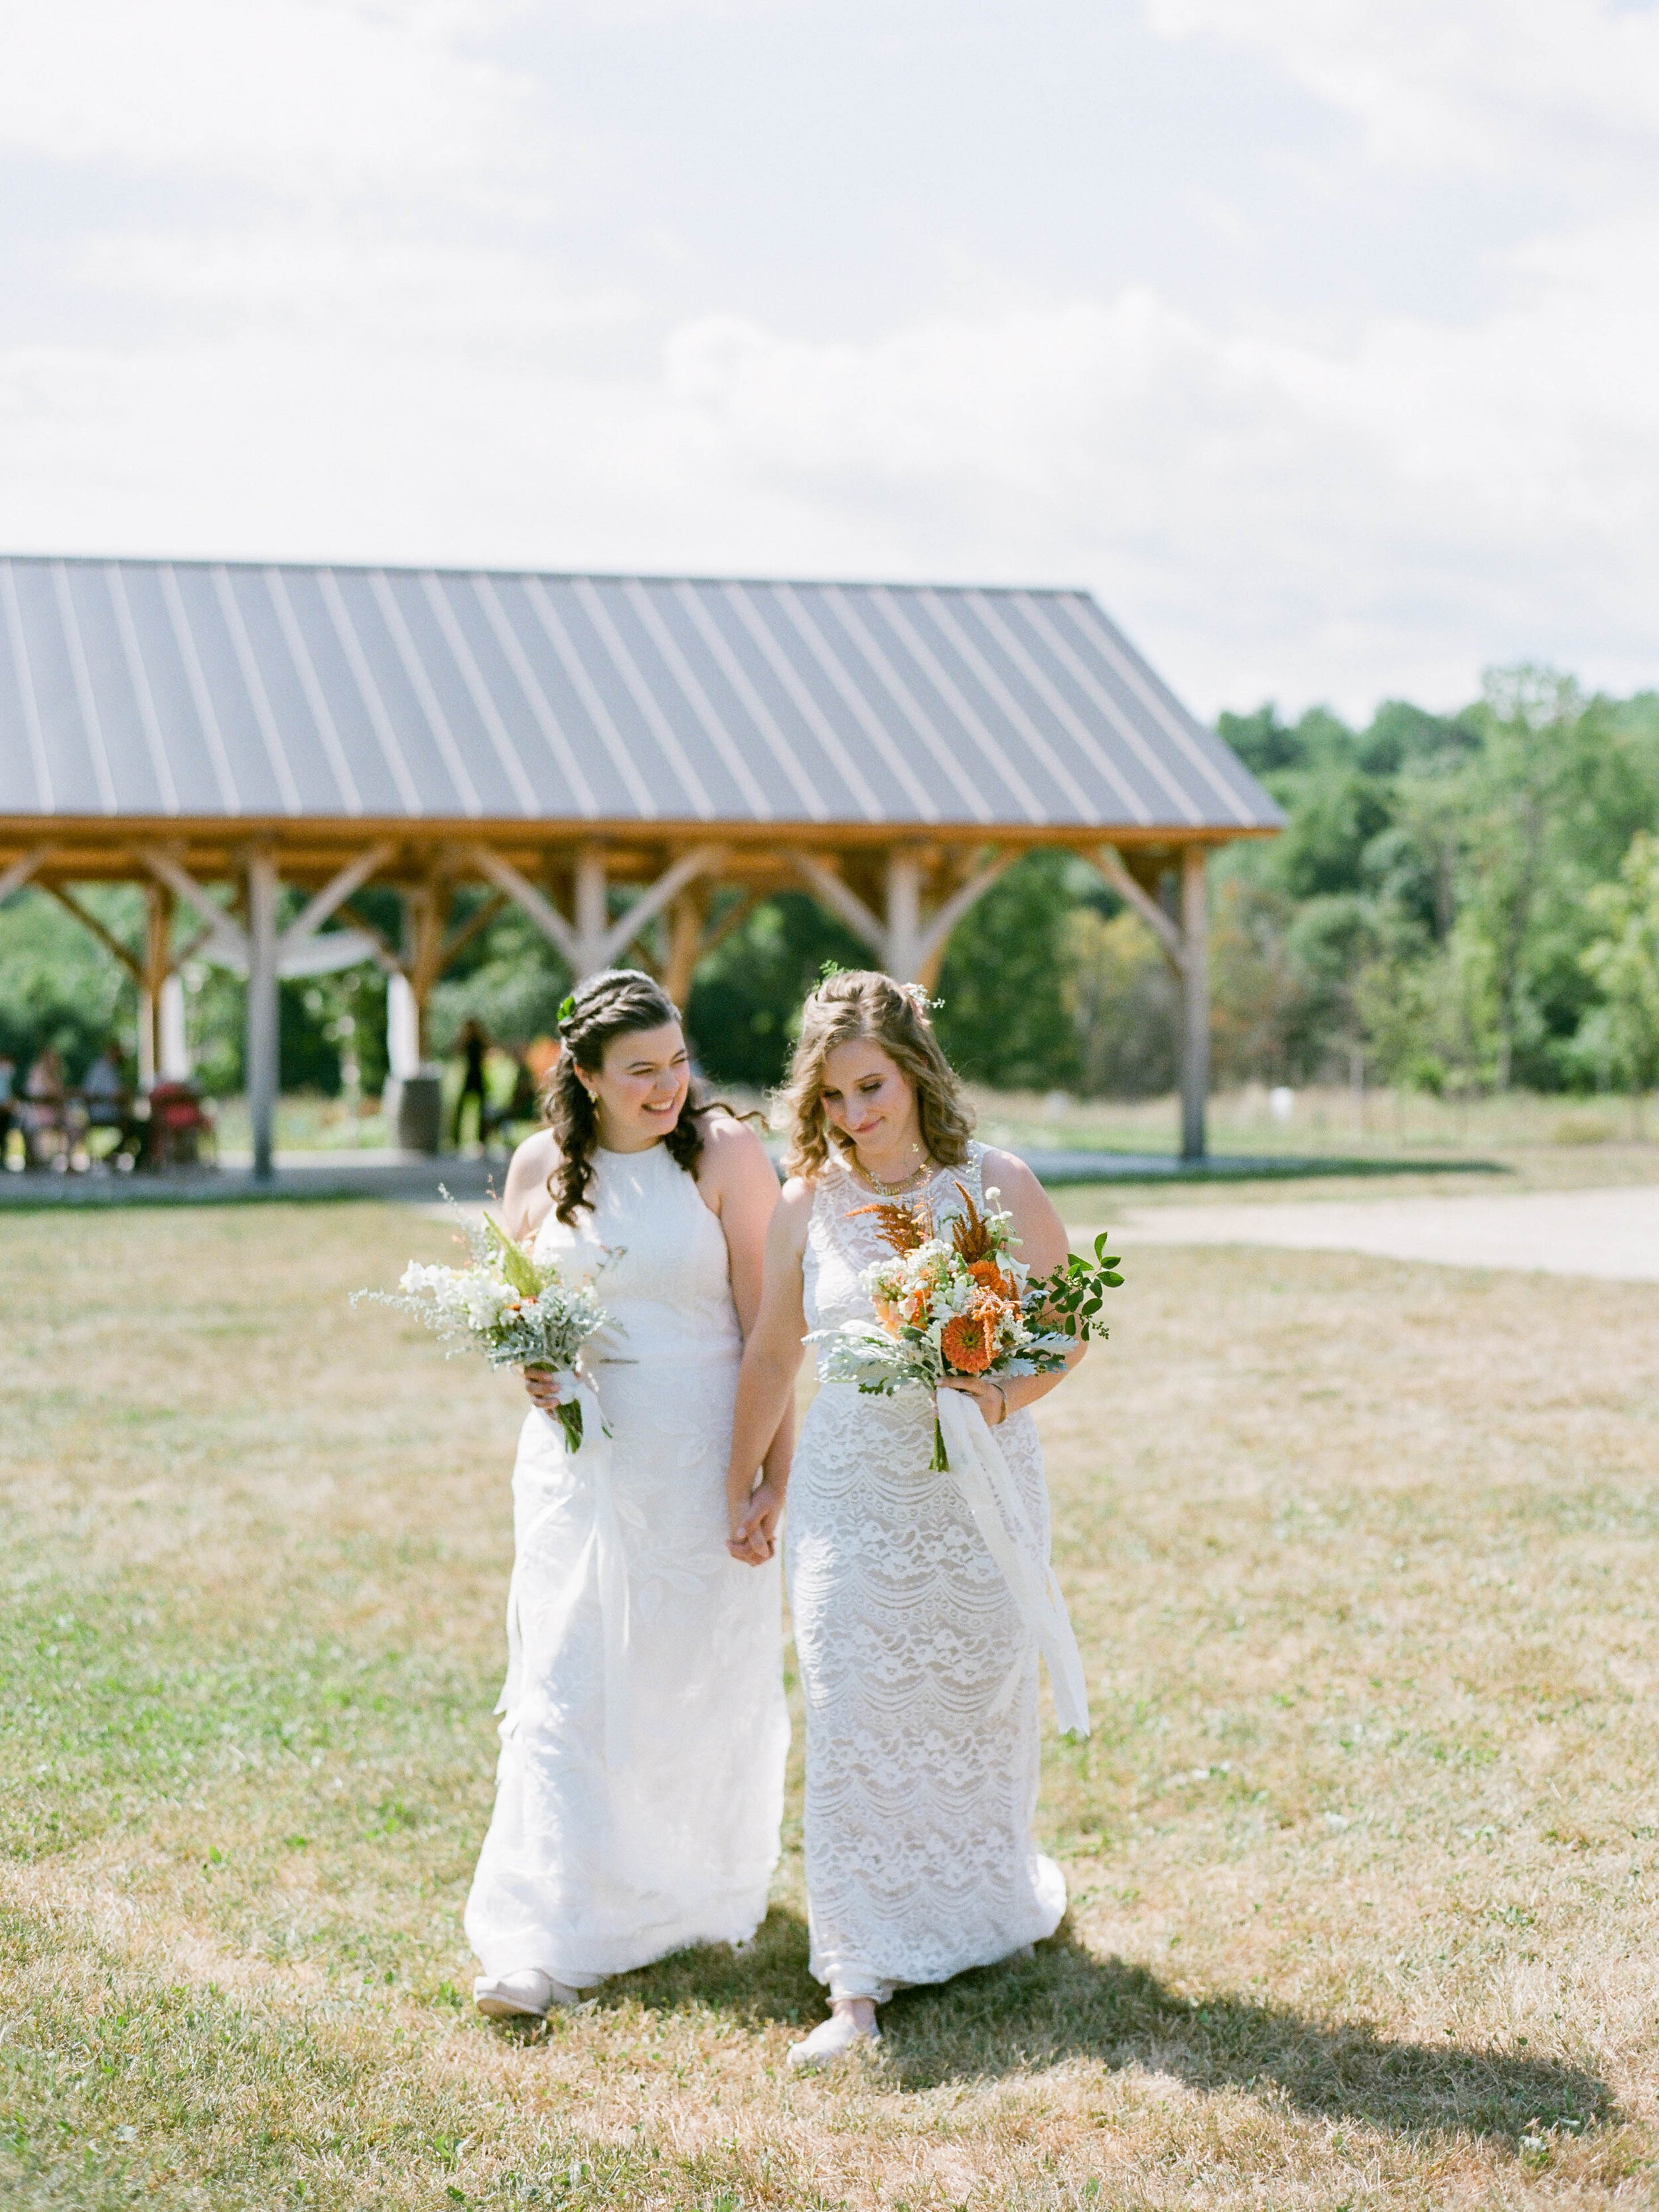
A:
[465, 1141, 788, 1988]
[788, 1141, 1067, 2004]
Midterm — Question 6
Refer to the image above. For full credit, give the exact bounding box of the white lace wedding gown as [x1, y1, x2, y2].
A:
[788, 1141, 1067, 2004]
[465, 1141, 788, 1987]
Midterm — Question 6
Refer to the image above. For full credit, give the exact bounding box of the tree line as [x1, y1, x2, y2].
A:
[3, 665, 1656, 1103]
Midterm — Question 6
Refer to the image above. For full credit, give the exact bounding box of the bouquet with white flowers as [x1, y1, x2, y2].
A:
[810, 1184, 1121, 1470]
[352, 1203, 610, 1452]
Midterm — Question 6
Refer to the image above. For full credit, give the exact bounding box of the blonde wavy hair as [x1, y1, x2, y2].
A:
[780, 969, 974, 1180]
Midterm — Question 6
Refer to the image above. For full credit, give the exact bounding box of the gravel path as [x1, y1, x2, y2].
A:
[1098, 1184, 1659, 1282]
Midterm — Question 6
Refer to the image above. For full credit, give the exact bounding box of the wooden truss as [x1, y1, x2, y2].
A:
[0, 819, 1249, 1175]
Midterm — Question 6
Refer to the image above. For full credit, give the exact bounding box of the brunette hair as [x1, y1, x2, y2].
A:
[543, 969, 720, 1224]
[778, 969, 973, 1180]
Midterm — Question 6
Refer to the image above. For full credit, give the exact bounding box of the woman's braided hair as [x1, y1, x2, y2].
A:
[542, 969, 720, 1224]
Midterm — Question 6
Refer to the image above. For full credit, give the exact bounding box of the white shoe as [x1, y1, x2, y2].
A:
[472, 1969, 580, 2020]
[787, 2011, 881, 2071]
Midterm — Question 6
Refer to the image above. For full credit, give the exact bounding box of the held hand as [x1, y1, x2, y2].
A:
[938, 1375, 1008, 1426]
[523, 1364, 563, 1415]
[727, 1480, 783, 1566]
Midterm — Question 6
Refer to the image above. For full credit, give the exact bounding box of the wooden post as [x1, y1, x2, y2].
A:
[885, 850, 924, 981]
[246, 851, 279, 1182]
[404, 883, 447, 1060]
[663, 885, 706, 1009]
[158, 973, 190, 1080]
[573, 846, 609, 980]
[137, 882, 172, 1089]
[1179, 845, 1209, 1161]
[386, 974, 421, 1079]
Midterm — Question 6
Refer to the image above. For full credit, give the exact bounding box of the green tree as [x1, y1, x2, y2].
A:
[934, 852, 1090, 1091]
[1062, 907, 1177, 1097]
[1578, 833, 1659, 1097]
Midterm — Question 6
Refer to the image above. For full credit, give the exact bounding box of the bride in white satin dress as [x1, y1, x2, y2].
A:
[725, 970, 1088, 2070]
[464, 970, 791, 2021]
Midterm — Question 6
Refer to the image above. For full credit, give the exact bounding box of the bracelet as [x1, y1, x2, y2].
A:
[991, 1381, 1008, 1426]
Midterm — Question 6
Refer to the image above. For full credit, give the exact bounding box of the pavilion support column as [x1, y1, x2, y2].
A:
[573, 846, 609, 981]
[1179, 845, 1210, 1162]
[386, 975, 421, 1080]
[137, 884, 173, 1091]
[884, 851, 924, 983]
[245, 851, 279, 1183]
[403, 883, 448, 1061]
[158, 975, 190, 1081]
[663, 886, 707, 1010]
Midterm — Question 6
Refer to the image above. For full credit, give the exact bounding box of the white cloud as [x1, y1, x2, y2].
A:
[1146, 0, 1659, 178]
[1, 0, 1656, 720]
[0, 0, 534, 193]
[8, 232, 1657, 720]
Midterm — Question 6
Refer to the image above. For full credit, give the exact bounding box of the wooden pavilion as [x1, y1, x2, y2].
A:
[0, 558, 1282, 1176]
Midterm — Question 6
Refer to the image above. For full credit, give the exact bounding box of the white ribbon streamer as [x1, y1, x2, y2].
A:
[934, 1386, 1091, 1739]
[496, 1367, 633, 1769]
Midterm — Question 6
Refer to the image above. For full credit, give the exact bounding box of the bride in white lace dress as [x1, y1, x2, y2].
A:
[464, 971, 791, 2022]
[725, 971, 1090, 2069]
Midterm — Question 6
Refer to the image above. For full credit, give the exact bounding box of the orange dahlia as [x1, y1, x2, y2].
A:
[941, 1306, 997, 1373]
[968, 1258, 1015, 1299]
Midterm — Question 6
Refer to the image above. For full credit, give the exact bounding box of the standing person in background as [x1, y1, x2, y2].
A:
[453, 1018, 489, 1150]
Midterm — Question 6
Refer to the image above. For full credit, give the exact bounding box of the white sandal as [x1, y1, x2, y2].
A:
[472, 1969, 581, 2020]
[787, 2010, 881, 2071]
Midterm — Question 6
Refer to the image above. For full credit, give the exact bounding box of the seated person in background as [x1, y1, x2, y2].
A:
[22, 1047, 68, 1166]
[81, 1041, 128, 1125]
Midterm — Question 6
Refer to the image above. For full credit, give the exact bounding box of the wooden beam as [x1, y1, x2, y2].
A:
[44, 885, 143, 981]
[1086, 843, 1186, 973]
[332, 900, 403, 977]
[467, 845, 580, 969]
[139, 847, 250, 972]
[698, 888, 762, 963]
[0, 847, 48, 904]
[792, 853, 886, 957]
[278, 843, 394, 959]
[909, 849, 1014, 985]
[438, 888, 508, 969]
[601, 846, 725, 972]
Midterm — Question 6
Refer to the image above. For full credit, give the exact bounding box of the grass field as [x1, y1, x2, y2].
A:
[203, 1079, 1654, 1168]
[4, 1191, 1659, 2209]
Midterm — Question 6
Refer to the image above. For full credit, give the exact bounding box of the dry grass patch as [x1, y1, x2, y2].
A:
[2, 1202, 1658, 2207]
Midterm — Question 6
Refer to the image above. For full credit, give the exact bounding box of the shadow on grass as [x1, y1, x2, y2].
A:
[594, 1905, 825, 2030]
[600, 1911, 1609, 2146]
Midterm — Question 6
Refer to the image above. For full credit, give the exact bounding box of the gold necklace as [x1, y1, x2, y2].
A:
[859, 1148, 931, 1198]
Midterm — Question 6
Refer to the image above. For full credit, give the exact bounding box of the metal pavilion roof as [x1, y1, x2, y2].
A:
[0, 557, 1281, 836]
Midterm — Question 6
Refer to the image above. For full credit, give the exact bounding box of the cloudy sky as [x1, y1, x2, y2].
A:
[1, 0, 1656, 721]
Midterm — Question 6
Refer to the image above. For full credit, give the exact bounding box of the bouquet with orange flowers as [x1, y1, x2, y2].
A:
[810, 1184, 1121, 1471]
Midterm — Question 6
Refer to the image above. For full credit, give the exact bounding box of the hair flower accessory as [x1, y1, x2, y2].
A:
[899, 981, 942, 1014]
[557, 993, 578, 1028]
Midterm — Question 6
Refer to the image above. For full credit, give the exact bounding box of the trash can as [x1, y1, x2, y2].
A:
[390, 1070, 444, 1155]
